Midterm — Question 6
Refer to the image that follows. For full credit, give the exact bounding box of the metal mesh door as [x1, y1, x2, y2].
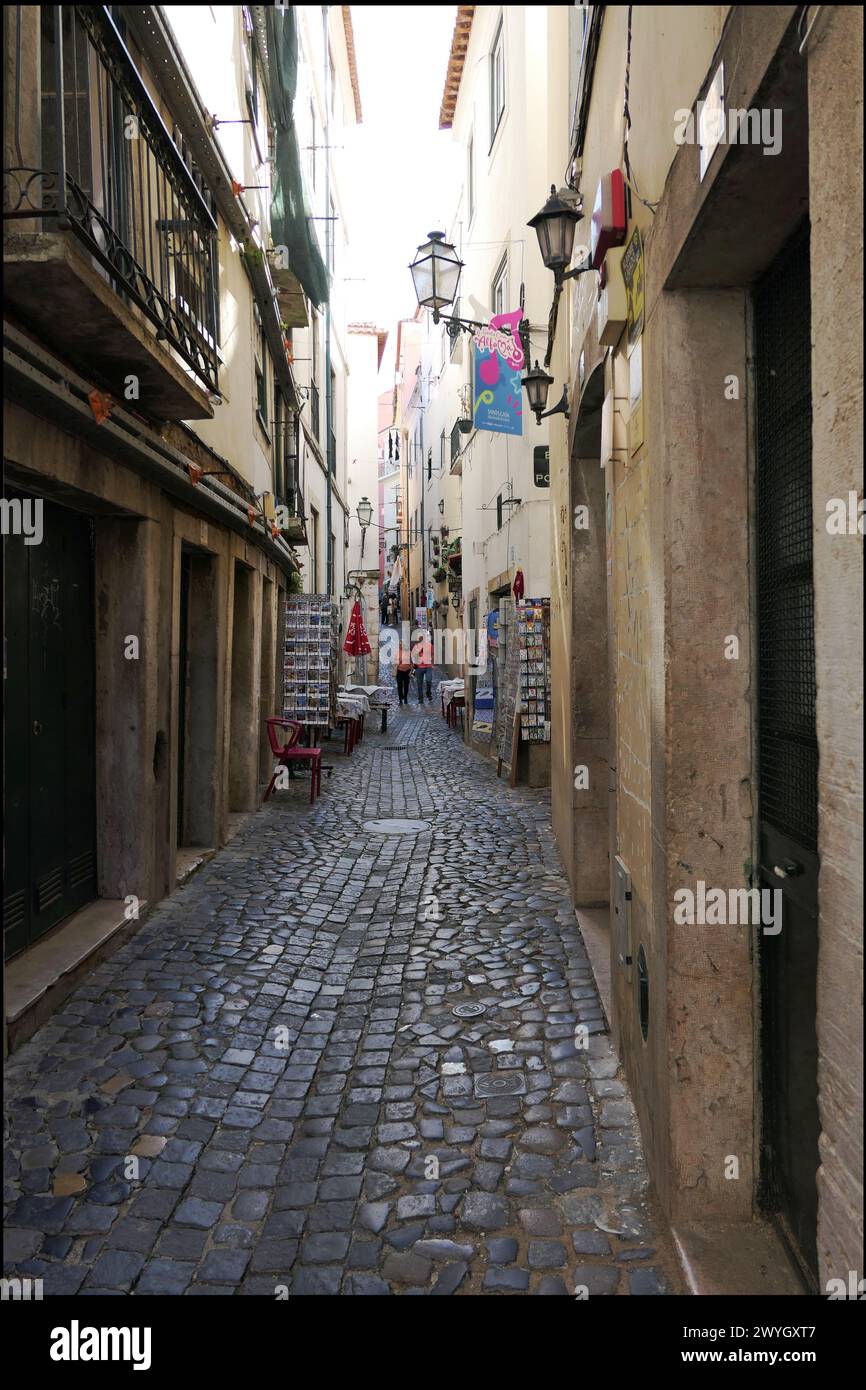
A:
[755, 220, 818, 851]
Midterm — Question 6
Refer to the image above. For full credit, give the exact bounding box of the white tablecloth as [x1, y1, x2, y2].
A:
[336, 693, 370, 718]
[439, 679, 465, 708]
[341, 684, 388, 700]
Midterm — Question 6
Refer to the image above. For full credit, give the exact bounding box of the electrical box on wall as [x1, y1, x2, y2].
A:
[590, 169, 627, 270]
[613, 855, 633, 981]
[597, 246, 628, 347]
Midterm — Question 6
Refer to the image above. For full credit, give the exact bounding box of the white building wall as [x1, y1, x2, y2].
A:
[434, 5, 561, 670]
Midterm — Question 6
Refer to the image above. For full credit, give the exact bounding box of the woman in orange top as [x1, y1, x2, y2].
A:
[395, 641, 413, 706]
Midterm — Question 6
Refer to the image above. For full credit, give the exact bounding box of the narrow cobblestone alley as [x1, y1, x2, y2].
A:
[4, 676, 679, 1297]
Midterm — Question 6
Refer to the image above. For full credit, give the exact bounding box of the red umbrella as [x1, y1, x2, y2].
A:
[343, 599, 371, 656]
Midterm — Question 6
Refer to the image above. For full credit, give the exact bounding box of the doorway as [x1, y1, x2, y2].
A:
[755, 219, 820, 1287]
[570, 362, 610, 908]
[3, 488, 97, 958]
[176, 546, 218, 848]
[229, 562, 256, 812]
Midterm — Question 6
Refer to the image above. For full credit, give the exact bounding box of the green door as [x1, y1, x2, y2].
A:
[3, 488, 97, 959]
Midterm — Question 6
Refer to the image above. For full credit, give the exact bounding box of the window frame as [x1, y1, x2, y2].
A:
[254, 313, 270, 439]
[491, 254, 508, 317]
[467, 130, 475, 223]
[489, 16, 506, 151]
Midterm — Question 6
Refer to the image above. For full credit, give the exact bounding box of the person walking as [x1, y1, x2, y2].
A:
[386, 592, 398, 627]
[412, 627, 434, 704]
[395, 638, 413, 706]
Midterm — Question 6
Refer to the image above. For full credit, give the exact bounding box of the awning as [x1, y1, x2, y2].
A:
[266, 6, 330, 309]
[387, 556, 403, 590]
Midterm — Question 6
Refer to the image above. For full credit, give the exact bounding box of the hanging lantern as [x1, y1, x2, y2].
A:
[409, 231, 464, 322]
[527, 185, 583, 281]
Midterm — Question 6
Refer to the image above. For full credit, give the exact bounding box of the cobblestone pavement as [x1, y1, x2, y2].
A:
[4, 672, 681, 1296]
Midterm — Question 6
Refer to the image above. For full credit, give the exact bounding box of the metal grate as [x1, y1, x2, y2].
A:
[755, 221, 818, 850]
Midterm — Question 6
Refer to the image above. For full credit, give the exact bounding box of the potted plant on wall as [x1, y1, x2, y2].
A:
[433, 565, 448, 583]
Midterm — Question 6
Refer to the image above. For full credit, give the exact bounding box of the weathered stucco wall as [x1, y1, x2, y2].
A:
[807, 4, 864, 1289]
[3, 400, 283, 917]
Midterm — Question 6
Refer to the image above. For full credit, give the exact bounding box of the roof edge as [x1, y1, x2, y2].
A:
[439, 6, 475, 129]
[342, 6, 363, 123]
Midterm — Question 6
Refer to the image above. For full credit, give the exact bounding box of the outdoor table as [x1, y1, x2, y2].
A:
[341, 684, 390, 732]
[337, 691, 371, 716]
[439, 679, 465, 716]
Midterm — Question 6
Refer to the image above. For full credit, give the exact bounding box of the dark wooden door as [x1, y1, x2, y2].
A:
[3, 489, 96, 958]
[176, 549, 191, 846]
[754, 221, 820, 1286]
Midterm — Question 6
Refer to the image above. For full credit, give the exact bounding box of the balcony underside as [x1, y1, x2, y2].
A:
[4, 229, 214, 421]
[274, 267, 309, 329]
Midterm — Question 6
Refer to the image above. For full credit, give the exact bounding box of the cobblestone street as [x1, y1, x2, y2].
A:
[4, 676, 679, 1297]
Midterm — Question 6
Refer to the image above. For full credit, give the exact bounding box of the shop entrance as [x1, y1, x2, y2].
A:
[3, 488, 97, 958]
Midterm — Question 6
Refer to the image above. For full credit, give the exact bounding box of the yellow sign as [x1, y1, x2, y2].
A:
[621, 226, 644, 352]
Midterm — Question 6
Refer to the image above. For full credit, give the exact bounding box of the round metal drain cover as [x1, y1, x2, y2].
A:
[475, 1072, 526, 1097]
[452, 1002, 486, 1018]
[363, 818, 430, 834]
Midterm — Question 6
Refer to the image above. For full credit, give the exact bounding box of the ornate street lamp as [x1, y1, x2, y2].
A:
[356, 495, 373, 558]
[528, 185, 591, 284]
[522, 359, 570, 427]
[409, 231, 463, 320]
[409, 231, 485, 336]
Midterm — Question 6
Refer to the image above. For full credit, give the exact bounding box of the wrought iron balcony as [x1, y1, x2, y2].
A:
[274, 411, 306, 544]
[450, 419, 464, 474]
[4, 5, 219, 408]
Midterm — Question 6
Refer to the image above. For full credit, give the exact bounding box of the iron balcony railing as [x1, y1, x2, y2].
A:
[274, 412, 304, 523]
[4, 5, 219, 395]
[450, 420, 462, 469]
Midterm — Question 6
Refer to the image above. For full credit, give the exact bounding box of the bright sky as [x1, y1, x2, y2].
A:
[341, 5, 460, 375]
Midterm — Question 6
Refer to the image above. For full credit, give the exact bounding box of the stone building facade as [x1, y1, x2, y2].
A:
[2, 5, 349, 1047]
[542, 3, 862, 1293]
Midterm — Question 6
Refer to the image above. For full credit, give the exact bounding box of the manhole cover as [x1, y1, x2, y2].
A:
[363, 818, 430, 834]
[475, 1072, 526, 1098]
[452, 1002, 486, 1018]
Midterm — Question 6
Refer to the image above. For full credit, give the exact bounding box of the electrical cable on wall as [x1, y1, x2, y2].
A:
[622, 5, 660, 214]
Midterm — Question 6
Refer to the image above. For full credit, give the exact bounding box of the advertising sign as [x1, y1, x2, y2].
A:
[622, 225, 644, 352]
[533, 445, 550, 487]
[473, 309, 525, 436]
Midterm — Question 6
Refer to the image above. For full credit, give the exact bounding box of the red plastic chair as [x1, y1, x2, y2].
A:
[264, 718, 322, 804]
[335, 714, 356, 755]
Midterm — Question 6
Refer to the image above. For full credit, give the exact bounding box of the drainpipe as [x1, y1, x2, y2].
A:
[420, 377, 426, 616]
[322, 4, 334, 598]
